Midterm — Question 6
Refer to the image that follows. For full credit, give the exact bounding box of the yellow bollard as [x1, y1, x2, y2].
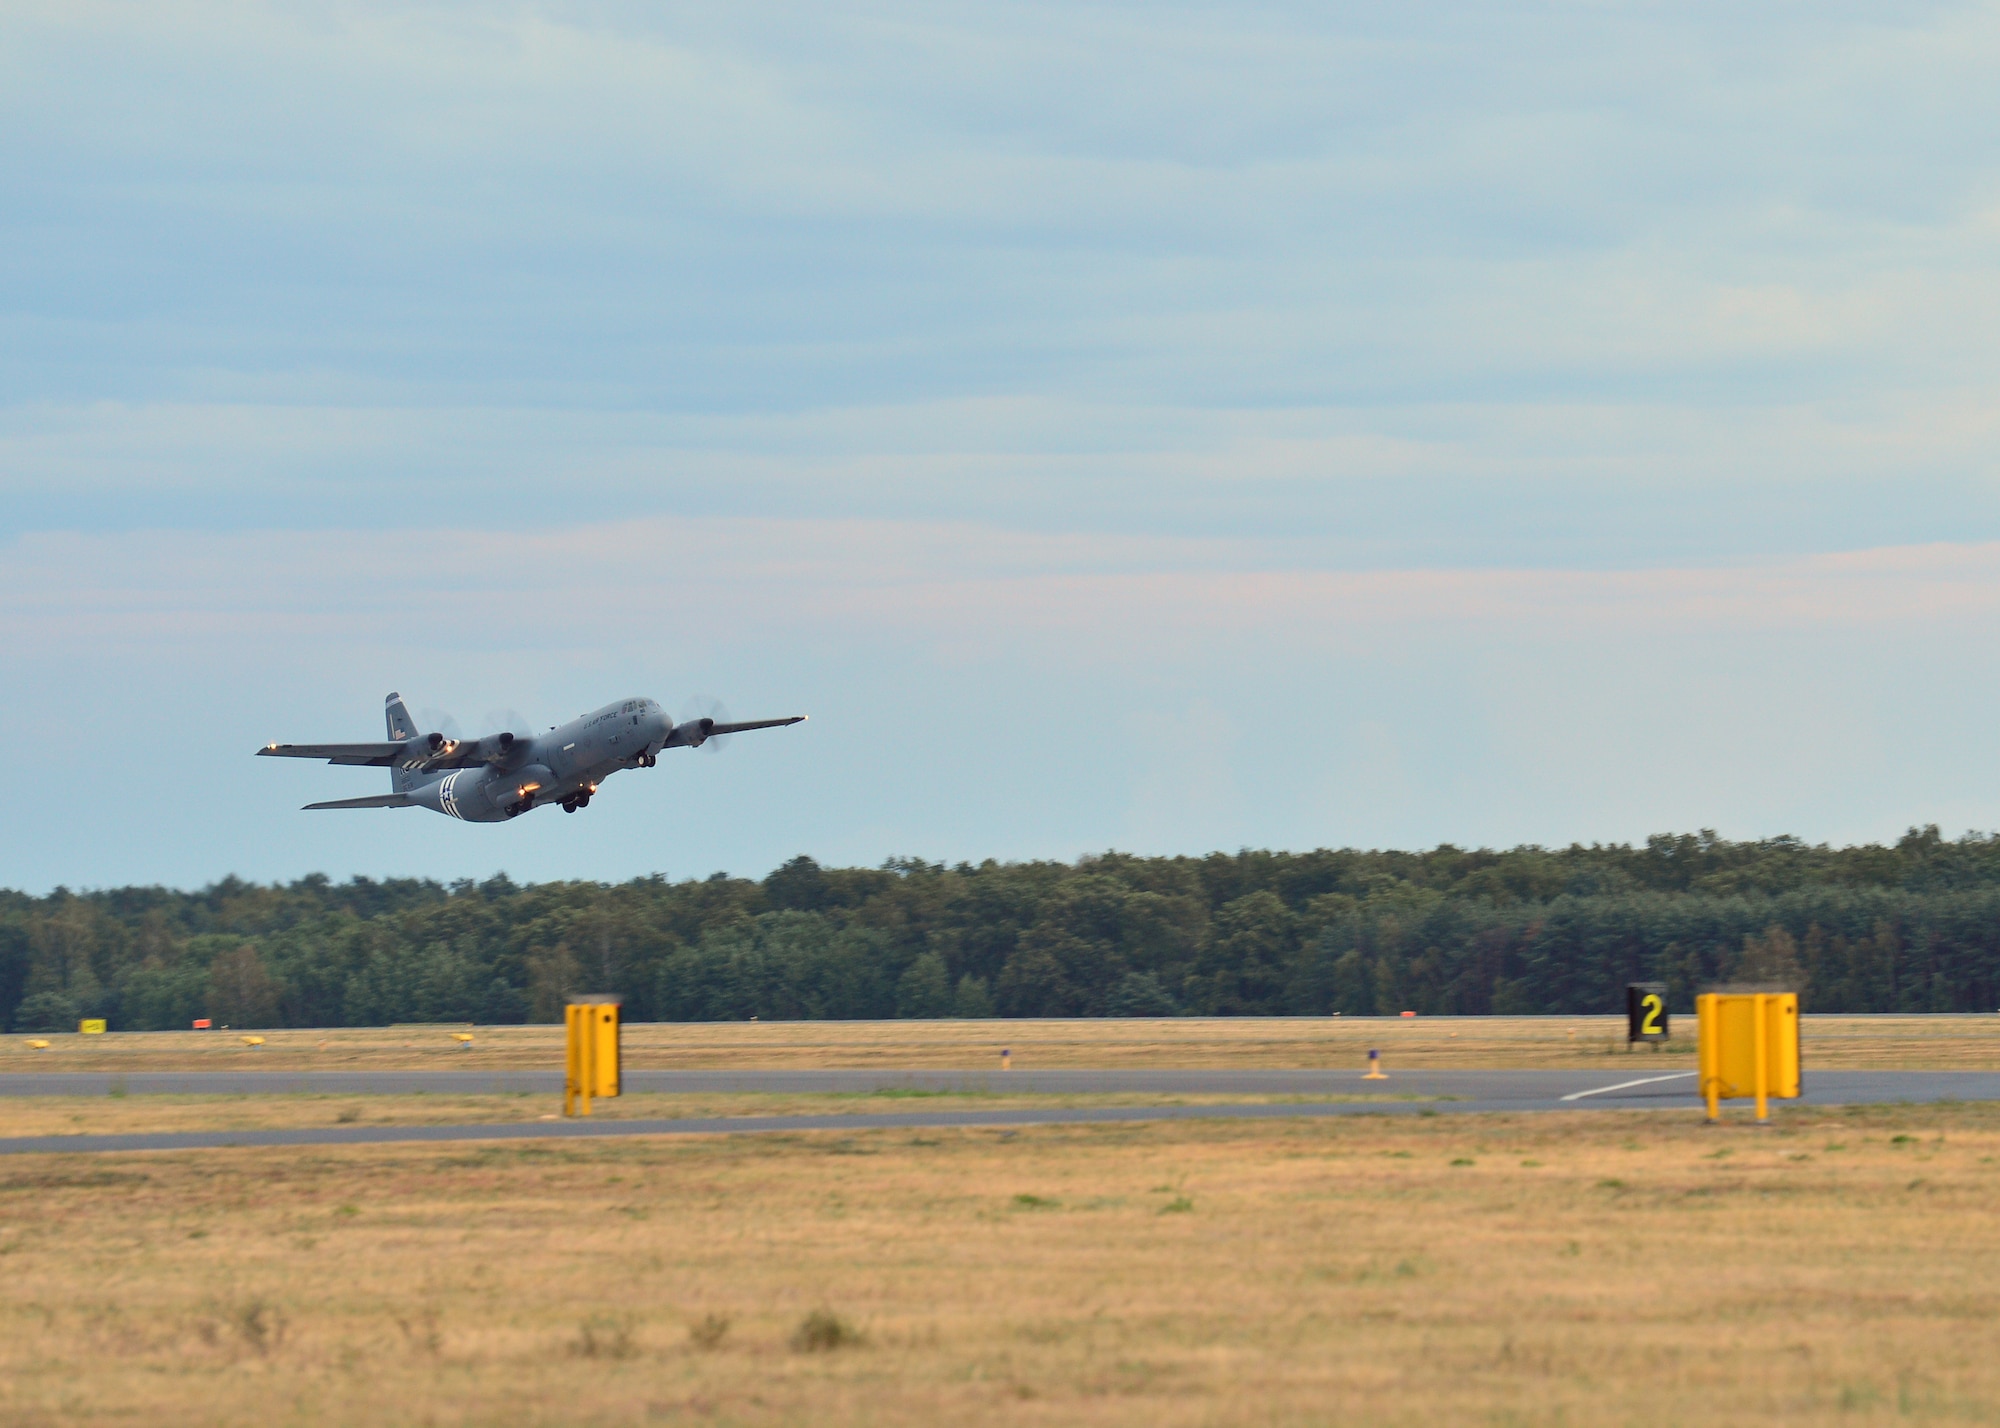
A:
[1363, 1048, 1387, 1080]
[1753, 994, 1769, 1123]
[564, 998, 622, 1117]
[1697, 991, 1799, 1124]
[565, 1002, 589, 1118]
[1001, 1047, 1011, 1071]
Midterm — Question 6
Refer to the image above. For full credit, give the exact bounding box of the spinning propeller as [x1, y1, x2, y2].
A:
[681, 695, 732, 752]
[665, 695, 806, 750]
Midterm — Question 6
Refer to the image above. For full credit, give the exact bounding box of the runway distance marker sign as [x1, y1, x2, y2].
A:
[1626, 983, 1668, 1043]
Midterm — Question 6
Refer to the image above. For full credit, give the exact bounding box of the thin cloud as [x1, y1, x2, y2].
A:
[10, 521, 2000, 651]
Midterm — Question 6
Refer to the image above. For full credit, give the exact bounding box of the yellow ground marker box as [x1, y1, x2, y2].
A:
[564, 997, 622, 1117]
[1696, 991, 1799, 1122]
[78, 1019, 106, 1035]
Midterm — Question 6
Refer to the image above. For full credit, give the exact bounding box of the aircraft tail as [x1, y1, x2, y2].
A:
[385, 692, 419, 792]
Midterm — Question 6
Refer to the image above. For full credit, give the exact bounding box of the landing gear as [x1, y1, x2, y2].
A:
[561, 792, 591, 813]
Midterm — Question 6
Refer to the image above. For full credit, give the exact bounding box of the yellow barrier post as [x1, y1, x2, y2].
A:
[1699, 995, 1717, 1120]
[564, 1003, 586, 1117]
[564, 997, 622, 1117]
[1753, 993, 1769, 1122]
[1696, 991, 1800, 1124]
[1363, 1048, 1387, 1080]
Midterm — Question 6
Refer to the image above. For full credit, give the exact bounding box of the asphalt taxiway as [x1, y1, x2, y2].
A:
[3, 1067, 1997, 1155]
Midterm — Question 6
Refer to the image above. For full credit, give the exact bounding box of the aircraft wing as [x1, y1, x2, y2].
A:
[258, 739, 497, 770]
[710, 716, 808, 736]
[303, 793, 415, 810]
[258, 741, 407, 767]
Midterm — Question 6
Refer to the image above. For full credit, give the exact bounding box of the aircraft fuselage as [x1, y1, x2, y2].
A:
[406, 697, 672, 821]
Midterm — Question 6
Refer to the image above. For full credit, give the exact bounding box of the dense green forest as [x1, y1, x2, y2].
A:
[6, 828, 2000, 1032]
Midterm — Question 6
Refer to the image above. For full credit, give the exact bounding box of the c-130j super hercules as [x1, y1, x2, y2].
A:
[258, 693, 805, 821]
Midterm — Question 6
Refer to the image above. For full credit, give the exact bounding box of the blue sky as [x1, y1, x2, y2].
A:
[5, 2, 2000, 892]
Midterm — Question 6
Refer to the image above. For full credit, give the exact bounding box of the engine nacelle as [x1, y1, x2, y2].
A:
[464, 731, 519, 763]
[662, 717, 714, 749]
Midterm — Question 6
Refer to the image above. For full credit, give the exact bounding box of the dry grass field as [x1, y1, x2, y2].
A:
[3, 1103, 1999, 1426]
[7, 1012, 2000, 1073]
[6, 1016, 1998, 1423]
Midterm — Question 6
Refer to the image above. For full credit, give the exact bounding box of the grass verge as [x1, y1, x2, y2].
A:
[1, 1103, 1997, 1425]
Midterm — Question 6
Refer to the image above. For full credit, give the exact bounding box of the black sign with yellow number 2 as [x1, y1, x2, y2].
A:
[1626, 982, 1669, 1042]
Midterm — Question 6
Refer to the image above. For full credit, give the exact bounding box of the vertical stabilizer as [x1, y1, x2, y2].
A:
[385, 692, 419, 792]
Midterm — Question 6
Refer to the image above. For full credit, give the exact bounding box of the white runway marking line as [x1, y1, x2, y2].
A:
[1559, 1071, 1698, 1102]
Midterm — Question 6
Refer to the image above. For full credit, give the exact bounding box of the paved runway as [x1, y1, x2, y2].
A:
[4, 1067, 1999, 1155]
[4, 1067, 1704, 1097]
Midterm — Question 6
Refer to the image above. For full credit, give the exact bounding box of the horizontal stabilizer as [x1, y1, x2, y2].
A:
[303, 793, 415, 811]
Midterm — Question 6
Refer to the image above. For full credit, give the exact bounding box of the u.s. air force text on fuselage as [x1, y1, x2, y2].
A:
[257, 693, 805, 821]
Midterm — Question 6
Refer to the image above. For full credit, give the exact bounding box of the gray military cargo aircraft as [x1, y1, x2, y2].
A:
[258, 692, 805, 820]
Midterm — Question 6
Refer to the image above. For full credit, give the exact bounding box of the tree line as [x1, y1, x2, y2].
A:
[6, 827, 2000, 1032]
